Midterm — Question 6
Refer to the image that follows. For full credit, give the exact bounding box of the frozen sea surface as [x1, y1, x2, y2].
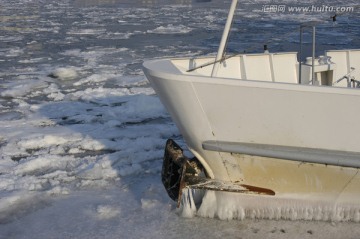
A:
[0, 0, 360, 238]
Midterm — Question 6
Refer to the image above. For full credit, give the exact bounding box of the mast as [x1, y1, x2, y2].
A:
[211, 0, 238, 77]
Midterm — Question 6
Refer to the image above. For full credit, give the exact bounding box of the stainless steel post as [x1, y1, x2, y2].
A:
[312, 25, 316, 85]
[299, 27, 303, 84]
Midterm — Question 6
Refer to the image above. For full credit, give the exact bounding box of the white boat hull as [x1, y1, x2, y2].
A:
[143, 55, 360, 220]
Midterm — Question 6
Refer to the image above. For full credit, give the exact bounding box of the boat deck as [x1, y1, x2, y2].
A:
[172, 49, 360, 88]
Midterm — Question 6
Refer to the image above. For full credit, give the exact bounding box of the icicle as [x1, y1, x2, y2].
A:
[196, 191, 360, 222]
[197, 190, 217, 219]
[177, 188, 197, 218]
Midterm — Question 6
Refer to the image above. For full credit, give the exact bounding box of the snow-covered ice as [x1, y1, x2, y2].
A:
[0, 0, 360, 238]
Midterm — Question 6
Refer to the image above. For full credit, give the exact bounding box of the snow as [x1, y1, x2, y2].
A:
[0, 0, 360, 238]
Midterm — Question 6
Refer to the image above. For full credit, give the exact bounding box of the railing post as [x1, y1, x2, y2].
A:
[299, 26, 303, 84]
[299, 21, 321, 85]
[312, 25, 317, 85]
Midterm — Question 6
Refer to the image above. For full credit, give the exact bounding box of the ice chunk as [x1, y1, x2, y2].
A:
[0, 192, 50, 224]
[95, 205, 120, 220]
[147, 24, 193, 34]
[1, 80, 49, 98]
[49, 67, 78, 81]
[141, 199, 160, 210]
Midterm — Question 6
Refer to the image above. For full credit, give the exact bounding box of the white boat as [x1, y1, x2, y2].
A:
[143, 0, 360, 221]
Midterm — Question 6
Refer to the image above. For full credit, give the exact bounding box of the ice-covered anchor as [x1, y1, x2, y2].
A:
[161, 139, 275, 208]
